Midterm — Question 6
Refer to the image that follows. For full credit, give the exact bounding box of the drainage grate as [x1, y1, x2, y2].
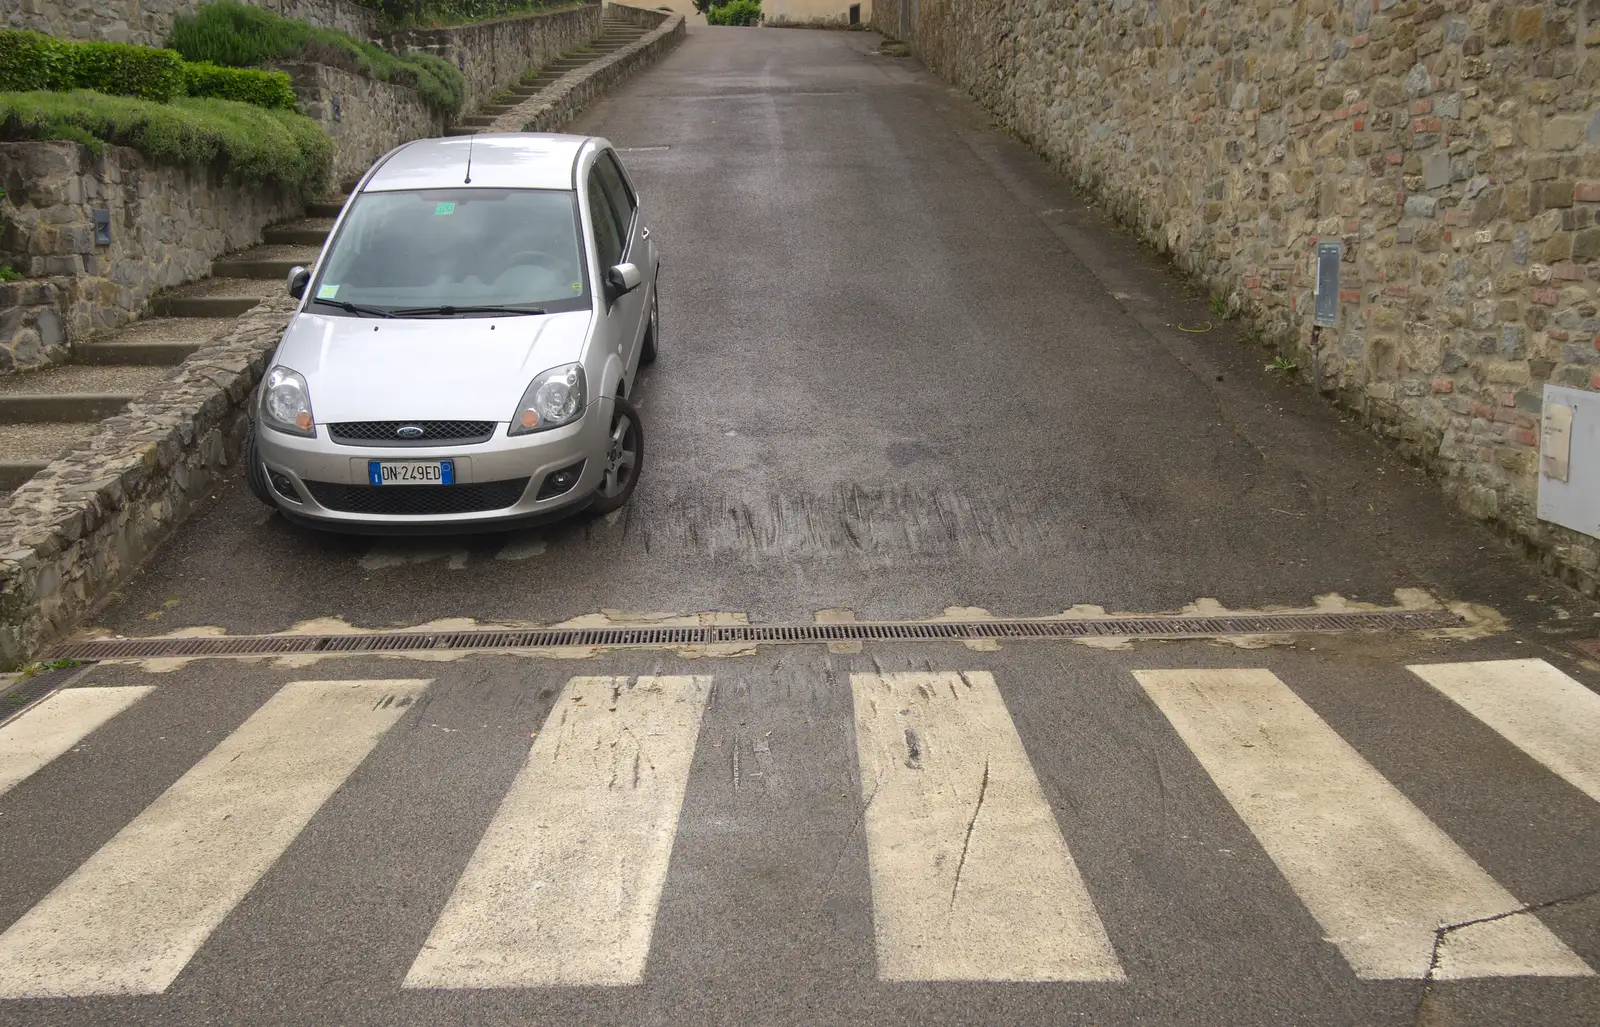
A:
[46, 608, 1464, 662]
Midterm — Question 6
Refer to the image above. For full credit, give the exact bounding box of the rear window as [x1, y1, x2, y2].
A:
[309, 188, 590, 317]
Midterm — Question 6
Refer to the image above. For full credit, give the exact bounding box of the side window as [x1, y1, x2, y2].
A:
[587, 166, 624, 271]
[595, 150, 637, 228]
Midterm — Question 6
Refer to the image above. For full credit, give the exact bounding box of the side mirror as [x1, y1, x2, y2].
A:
[287, 265, 311, 300]
[604, 262, 642, 302]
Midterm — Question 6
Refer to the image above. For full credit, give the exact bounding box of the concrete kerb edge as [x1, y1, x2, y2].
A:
[0, 6, 688, 671]
[485, 8, 686, 135]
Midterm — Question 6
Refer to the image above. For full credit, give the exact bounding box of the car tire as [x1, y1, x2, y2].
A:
[589, 397, 643, 516]
[640, 284, 659, 365]
[243, 421, 276, 509]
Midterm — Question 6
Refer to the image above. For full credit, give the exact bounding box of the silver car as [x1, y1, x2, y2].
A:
[245, 133, 659, 533]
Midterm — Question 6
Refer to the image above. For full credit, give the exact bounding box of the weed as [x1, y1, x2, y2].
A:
[1209, 294, 1237, 320]
[1266, 355, 1299, 376]
[0, 264, 19, 282]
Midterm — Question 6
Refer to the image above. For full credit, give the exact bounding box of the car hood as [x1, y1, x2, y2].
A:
[274, 310, 592, 423]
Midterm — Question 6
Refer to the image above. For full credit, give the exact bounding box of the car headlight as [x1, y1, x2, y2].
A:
[261, 366, 315, 437]
[509, 363, 586, 435]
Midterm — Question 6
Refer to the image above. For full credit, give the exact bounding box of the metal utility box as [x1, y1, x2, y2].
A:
[1537, 384, 1600, 539]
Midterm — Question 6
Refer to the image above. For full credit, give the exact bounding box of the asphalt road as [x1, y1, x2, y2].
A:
[3, 24, 1600, 1027]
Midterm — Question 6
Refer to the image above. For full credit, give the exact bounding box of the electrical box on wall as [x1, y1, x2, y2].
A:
[1538, 384, 1600, 538]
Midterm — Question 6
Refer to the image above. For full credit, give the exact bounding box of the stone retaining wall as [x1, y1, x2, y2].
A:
[380, 1, 602, 115]
[0, 295, 295, 669]
[874, 0, 1600, 595]
[488, 4, 683, 132]
[0, 141, 300, 373]
[4, 0, 379, 47]
[276, 62, 445, 188]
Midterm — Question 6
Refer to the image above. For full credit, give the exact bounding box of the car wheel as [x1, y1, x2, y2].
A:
[243, 421, 276, 509]
[640, 285, 659, 365]
[589, 397, 643, 515]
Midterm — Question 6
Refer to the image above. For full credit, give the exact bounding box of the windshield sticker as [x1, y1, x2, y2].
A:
[571, 282, 582, 292]
[434, 202, 456, 215]
[316, 283, 339, 300]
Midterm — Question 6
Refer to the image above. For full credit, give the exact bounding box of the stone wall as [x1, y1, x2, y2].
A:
[0, 141, 300, 372]
[874, 0, 1600, 594]
[488, 4, 683, 131]
[380, 1, 603, 115]
[275, 62, 444, 188]
[0, 295, 295, 669]
[4, 0, 379, 47]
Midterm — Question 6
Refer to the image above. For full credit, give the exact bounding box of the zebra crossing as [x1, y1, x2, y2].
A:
[0, 657, 1597, 1000]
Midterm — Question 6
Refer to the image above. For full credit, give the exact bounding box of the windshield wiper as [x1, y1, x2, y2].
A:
[388, 303, 549, 318]
[311, 297, 395, 319]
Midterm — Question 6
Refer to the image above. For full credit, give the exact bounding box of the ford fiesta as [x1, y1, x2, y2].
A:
[245, 133, 659, 533]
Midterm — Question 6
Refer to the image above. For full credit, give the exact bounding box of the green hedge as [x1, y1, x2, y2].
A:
[0, 90, 332, 197]
[0, 31, 188, 102]
[183, 62, 298, 110]
[169, 2, 465, 115]
[707, 0, 761, 26]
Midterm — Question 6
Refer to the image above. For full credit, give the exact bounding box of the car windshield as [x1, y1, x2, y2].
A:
[308, 188, 590, 317]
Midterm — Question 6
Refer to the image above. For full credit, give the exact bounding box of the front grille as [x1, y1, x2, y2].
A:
[327, 421, 496, 446]
[304, 478, 529, 515]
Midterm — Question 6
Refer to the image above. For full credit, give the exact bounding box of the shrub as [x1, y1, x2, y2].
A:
[183, 62, 298, 109]
[354, 0, 560, 27]
[707, 0, 761, 26]
[0, 31, 187, 102]
[0, 31, 71, 93]
[0, 90, 332, 196]
[168, 2, 465, 115]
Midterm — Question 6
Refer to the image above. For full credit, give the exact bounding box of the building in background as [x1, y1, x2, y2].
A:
[762, 0, 870, 28]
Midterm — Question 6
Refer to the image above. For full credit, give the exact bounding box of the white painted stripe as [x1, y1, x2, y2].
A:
[0, 686, 154, 797]
[0, 679, 428, 997]
[405, 675, 711, 989]
[1408, 658, 1600, 805]
[848, 671, 1124, 982]
[1135, 668, 1591, 979]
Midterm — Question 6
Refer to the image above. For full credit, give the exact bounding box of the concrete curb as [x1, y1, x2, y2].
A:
[485, 6, 686, 134]
[0, 4, 689, 670]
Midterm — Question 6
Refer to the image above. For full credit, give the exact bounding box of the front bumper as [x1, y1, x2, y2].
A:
[255, 402, 612, 534]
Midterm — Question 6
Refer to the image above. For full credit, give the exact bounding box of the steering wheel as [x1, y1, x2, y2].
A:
[503, 250, 566, 274]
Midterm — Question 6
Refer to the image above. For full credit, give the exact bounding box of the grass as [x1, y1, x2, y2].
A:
[0, 89, 332, 196]
[168, 2, 464, 116]
[356, 0, 578, 29]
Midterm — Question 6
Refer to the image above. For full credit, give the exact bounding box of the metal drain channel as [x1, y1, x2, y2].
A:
[46, 608, 1464, 662]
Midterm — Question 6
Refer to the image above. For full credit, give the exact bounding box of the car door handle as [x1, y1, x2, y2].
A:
[641, 227, 650, 239]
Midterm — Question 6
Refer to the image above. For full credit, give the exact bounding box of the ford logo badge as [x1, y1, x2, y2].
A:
[396, 425, 425, 439]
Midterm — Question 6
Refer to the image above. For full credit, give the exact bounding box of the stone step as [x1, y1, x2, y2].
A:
[0, 393, 142, 424]
[445, 127, 478, 137]
[73, 317, 230, 366]
[150, 277, 268, 319]
[212, 244, 322, 280]
[0, 422, 92, 483]
[0, 364, 168, 424]
[305, 198, 348, 219]
[0, 460, 48, 493]
[263, 218, 335, 246]
[463, 116, 497, 128]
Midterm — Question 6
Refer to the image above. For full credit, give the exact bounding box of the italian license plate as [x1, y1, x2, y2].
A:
[369, 460, 454, 486]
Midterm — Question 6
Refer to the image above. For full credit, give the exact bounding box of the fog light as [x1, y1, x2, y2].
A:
[268, 470, 302, 502]
[536, 460, 584, 500]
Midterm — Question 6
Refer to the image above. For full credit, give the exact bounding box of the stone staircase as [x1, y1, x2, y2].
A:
[0, 197, 340, 496]
[446, 16, 650, 137]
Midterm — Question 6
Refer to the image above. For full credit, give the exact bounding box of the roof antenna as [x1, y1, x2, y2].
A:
[464, 132, 475, 185]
